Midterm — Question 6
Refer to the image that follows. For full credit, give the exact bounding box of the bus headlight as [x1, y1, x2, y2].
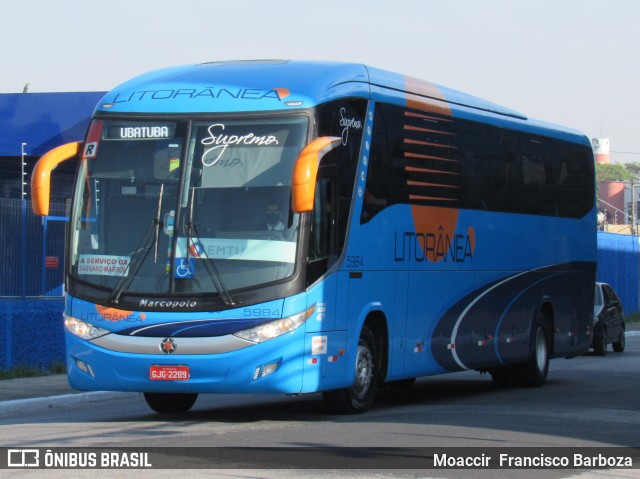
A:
[233, 305, 315, 343]
[64, 314, 110, 340]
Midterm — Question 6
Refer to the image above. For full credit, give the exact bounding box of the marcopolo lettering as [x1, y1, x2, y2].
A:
[139, 299, 198, 308]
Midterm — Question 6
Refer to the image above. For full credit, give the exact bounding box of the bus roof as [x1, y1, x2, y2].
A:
[96, 60, 585, 142]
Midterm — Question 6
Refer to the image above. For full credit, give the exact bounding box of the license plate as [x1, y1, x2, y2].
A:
[149, 365, 190, 381]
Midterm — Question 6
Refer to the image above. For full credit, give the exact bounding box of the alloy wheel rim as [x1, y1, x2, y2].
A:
[353, 343, 373, 397]
[535, 328, 547, 371]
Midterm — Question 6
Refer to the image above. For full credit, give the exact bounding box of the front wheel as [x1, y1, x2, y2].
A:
[143, 392, 198, 413]
[515, 315, 549, 387]
[323, 326, 378, 414]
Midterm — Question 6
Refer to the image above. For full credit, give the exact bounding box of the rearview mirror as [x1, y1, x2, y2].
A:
[291, 136, 341, 213]
[31, 141, 83, 216]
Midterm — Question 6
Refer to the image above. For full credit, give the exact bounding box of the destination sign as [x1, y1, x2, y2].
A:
[104, 124, 176, 140]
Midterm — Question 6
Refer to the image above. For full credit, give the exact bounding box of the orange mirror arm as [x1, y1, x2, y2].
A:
[31, 141, 84, 216]
[291, 136, 342, 213]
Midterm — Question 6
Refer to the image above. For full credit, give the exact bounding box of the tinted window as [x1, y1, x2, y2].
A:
[316, 99, 367, 252]
[362, 103, 594, 223]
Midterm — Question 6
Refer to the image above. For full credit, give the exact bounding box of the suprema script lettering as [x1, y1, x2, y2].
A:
[201, 123, 279, 166]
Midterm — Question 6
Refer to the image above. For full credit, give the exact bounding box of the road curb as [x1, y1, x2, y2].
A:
[0, 391, 139, 415]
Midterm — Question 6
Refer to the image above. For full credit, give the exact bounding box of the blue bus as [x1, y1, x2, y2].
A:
[32, 60, 596, 414]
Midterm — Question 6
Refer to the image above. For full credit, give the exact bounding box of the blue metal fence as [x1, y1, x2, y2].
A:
[596, 231, 640, 315]
[0, 197, 67, 369]
[0, 197, 67, 297]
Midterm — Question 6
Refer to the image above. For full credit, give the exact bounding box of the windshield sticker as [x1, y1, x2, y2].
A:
[200, 123, 280, 167]
[176, 237, 295, 263]
[78, 255, 130, 276]
[83, 142, 98, 159]
[174, 258, 195, 279]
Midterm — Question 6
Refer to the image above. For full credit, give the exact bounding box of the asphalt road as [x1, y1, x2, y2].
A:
[1, 335, 639, 479]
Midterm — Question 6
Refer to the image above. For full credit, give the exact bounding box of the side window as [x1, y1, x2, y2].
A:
[306, 173, 337, 286]
[316, 99, 366, 253]
[520, 135, 557, 216]
[361, 102, 593, 221]
[604, 285, 619, 304]
[362, 102, 460, 224]
[601, 286, 612, 305]
[455, 124, 514, 212]
[554, 142, 595, 218]
[306, 99, 366, 284]
[308, 174, 336, 262]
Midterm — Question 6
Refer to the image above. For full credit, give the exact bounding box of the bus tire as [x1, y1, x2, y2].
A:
[143, 392, 198, 413]
[323, 326, 378, 414]
[515, 314, 549, 387]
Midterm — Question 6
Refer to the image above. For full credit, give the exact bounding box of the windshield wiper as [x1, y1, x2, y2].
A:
[110, 185, 164, 304]
[184, 187, 236, 306]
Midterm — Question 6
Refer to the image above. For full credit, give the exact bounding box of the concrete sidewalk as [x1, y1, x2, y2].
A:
[0, 374, 76, 401]
[0, 374, 138, 415]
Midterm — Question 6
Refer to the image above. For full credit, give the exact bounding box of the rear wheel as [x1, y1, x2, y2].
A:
[612, 329, 625, 353]
[323, 326, 378, 414]
[515, 314, 549, 387]
[143, 392, 198, 413]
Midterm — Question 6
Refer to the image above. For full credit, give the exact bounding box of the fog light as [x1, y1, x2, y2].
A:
[252, 361, 281, 381]
[75, 358, 95, 377]
[261, 361, 280, 378]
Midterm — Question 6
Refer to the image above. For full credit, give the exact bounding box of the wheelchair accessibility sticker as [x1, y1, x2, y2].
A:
[174, 258, 195, 279]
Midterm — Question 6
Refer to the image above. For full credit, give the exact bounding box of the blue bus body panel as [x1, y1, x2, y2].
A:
[96, 59, 588, 145]
[65, 327, 307, 394]
[66, 60, 596, 394]
[66, 288, 351, 394]
[97, 61, 370, 114]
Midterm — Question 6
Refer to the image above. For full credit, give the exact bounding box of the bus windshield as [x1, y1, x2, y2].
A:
[69, 116, 309, 298]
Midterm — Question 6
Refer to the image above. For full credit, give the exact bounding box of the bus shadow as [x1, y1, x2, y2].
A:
[157, 371, 640, 447]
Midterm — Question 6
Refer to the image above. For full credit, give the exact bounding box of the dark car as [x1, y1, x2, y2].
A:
[592, 282, 626, 355]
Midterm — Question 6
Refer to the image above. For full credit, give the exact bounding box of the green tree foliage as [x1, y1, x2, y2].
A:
[623, 163, 640, 182]
[596, 162, 636, 183]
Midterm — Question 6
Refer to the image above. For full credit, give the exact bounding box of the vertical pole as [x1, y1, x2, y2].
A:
[4, 310, 12, 369]
[20, 143, 27, 297]
[42, 217, 48, 296]
[633, 184, 637, 236]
